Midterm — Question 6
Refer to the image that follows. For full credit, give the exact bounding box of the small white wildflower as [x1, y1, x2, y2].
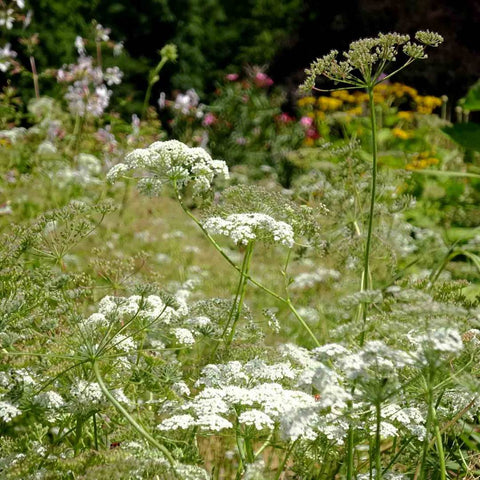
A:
[74, 36, 86, 56]
[113, 334, 136, 352]
[238, 409, 274, 430]
[203, 213, 294, 247]
[0, 401, 21, 422]
[196, 413, 233, 431]
[173, 328, 195, 345]
[104, 66, 123, 86]
[172, 381, 190, 396]
[112, 388, 131, 405]
[70, 380, 103, 405]
[34, 391, 65, 410]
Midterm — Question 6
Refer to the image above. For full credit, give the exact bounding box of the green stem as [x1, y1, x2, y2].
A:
[432, 402, 447, 480]
[96, 41, 102, 68]
[92, 361, 177, 472]
[225, 242, 254, 347]
[73, 418, 83, 455]
[418, 380, 434, 480]
[359, 85, 378, 347]
[346, 400, 355, 480]
[274, 441, 296, 480]
[30, 56, 40, 99]
[142, 57, 168, 118]
[374, 402, 382, 480]
[254, 431, 273, 458]
[287, 299, 321, 347]
[93, 413, 99, 450]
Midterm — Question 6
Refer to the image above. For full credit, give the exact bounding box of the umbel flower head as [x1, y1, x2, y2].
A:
[107, 140, 229, 197]
[300, 30, 443, 92]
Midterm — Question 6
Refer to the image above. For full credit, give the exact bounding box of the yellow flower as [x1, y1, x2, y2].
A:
[331, 90, 356, 103]
[346, 106, 363, 116]
[317, 96, 343, 111]
[298, 96, 316, 107]
[353, 92, 369, 104]
[414, 95, 442, 114]
[392, 128, 412, 140]
[397, 111, 414, 121]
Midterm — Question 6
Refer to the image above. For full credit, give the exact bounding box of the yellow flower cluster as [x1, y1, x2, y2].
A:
[397, 111, 414, 121]
[405, 151, 440, 170]
[297, 96, 316, 107]
[392, 128, 413, 140]
[413, 95, 442, 114]
[297, 83, 442, 124]
[317, 96, 343, 111]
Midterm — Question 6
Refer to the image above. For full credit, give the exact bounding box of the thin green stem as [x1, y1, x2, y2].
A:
[274, 441, 296, 480]
[286, 299, 321, 347]
[346, 398, 355, 480]
[359, 85, 378, 347]
[93, 413, 99, 450]
[374, 402, 382, 480]
[418, 377, 434, 480]
[254, 431, 274, 458]
[432, 406, 447, 480]
[142, 57, 168, 117]
[30, 56, 40, 99]
[92, 361, 177, 472]
[225, 242, 254, 348]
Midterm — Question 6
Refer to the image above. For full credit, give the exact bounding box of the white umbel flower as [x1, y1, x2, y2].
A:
[204, 213, 294, 247]
[0, 401, 21, 422]
[107, 140, 228, 196]
[238, 409, 274, 430]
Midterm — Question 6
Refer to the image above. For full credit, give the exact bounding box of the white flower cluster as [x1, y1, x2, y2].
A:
[382, 404, 426, 440]
[79, 293, 198, 357]
[0, 400, 21, 423]
[0, 43, 16, 73]
[337, 340, 413, 381]
[51, 153, 103, 187]
[408, 327, 463, 366]
[291, 267, 341, 290]
[107, 140, 229, 196]
[203, 213, 294, 247]
[70, 380, 104, 406]
[97, 293, 188, 325]
[158, 357, 350, 444]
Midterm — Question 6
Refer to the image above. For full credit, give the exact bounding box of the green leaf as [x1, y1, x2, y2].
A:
[442, 123, 480, 152]
[461, 80, 480, 111]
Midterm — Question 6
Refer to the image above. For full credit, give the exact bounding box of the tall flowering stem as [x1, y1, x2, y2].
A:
[142, 44, 177, 118]
[301, 30, 443, 479]
[359, 86, 378, 346]
[92, 361, 178, 474]
[224, 241, 255, 348]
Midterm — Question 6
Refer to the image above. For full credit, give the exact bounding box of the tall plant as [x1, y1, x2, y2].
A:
[300, 30, 443, 480]
[301, 30, 443, 344]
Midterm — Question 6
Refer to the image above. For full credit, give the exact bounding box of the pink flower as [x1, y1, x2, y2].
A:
[225, 73, 239, 81]
[254, 72, 273, 88]
[300, 116, 313, 127]
[202, 112, 217, 126]
[277, 112, 294, 123]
